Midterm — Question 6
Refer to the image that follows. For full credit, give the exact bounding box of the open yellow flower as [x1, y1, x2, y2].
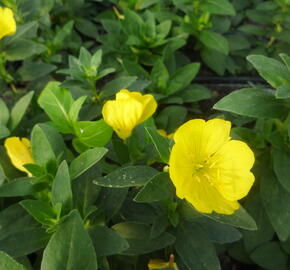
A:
[102, 89, 157, 140]
[4, 137, 34, 174]
[169, 119, 255, 215]
[0, 7, 16, 40]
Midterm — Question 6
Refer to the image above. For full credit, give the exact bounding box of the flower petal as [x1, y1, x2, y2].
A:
[4, 137, 34, 174]
[173, 119, 231, 162]
[0, 7, 16, 40]
[209, 140, 255, 201]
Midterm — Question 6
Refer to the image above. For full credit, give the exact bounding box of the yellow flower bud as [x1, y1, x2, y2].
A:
[4, 137, 34, 174]
[102, 89, 157, 140]
[0, 7, 16, 40]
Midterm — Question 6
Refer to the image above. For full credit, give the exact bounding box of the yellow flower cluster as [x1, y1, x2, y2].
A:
[3, 90, 255, 216]
[0, 7, 16, 40]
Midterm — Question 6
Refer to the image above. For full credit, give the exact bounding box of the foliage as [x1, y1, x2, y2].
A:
[1, 0, 290, 270]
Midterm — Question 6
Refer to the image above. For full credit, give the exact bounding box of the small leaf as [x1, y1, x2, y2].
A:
[41, 210, 97, 270]
[145, 127, 171, 163]
[0, 98, 9, 126]
[31, 125, 56, 169]
[200, 0, 235, 15]
[38, 81, 74, 133]
[200, 31, 229, 55]
[214, 88, 288, 119]
[69, 96, 87, 122]
[69, 147, 108, 180]
[8, 91, 34, 131]
[134, 173, 175, 203]
[0, 204, 48, 257]
[88, 225, 129, 256]
[52, 161, 73, 214]
[112, 222, 175, 255]
[175, 221, 221, 270]
[167, 63, 200, 94]
[20, 200, 56, 226]
[0, 251, 26, 270]
[247, 55, 290, 90]
[0, 177, 46, 197]
[94, 166, 158, 188]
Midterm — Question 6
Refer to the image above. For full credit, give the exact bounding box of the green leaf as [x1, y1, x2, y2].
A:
[0, 124, 10, 139]
[204, 206, 257, 231]
[20, 200, 56, 226]
[167, 63, 200, 94]
[260, 170, 290, 241]
[36, 123, 66, 161]
[156, 105, 187, 133]
[151, 59, 169, 92]
[200, 0, 235, 15]
[31, 124, 56, 169]
[112, 222, 175, 255]
[5, 39, 46, 61]
[213, 88, 288, 119]
[52, 161, 73, 214]
[96, 187, 128, 221]
[101, 76, 137, 99]
[72, 120, 113, 152]
[194, 217, 242, 244]
[250, 242, 288, 270]
[134, 173, 175, 203]
[201, 48, 226, 75]
[175, 221, 221, 270]
[0, 98, 9, 126]
[8, 91, 34, 131]
[247, 55, 290, 91]
[41, 210, 97, 270]
[145, 127, 171, 163]
[88, 225, 129, 256]
[279, 53, 290, 71]
[273, 149, 290, 192]
[0, 177, 46, 197]
[242, 194, 274, 252]
[180, 84, 212, 103]
[94, 166, 158, 188]
[38, 81, 74, 133]
[0, 204, 49, 257]
[69, 147, 108, 180]
[0, 251, 26, 270]
[18, 61, 56, 81]
[68, 96, 87, 123]
[200, 31, 229, 55]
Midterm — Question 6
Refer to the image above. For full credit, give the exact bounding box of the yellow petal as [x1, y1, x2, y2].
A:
[102, 89, 157, 140]
[4, 137, 34, 174]
[0, 7, 16, 40]
[208, 140, 255, 201]
[173, 119, 231, 162]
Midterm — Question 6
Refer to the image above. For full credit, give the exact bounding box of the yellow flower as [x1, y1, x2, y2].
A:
[0, 7, 16, 40]
[169, 119, 255, 215]
[102, 89, 157, 140]
[4, 137, 34, 174]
